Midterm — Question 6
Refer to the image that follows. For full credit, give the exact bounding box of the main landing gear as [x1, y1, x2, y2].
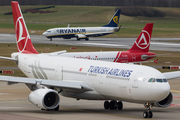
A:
[143, 103, 153, 118]
[104, 100, 123, 110]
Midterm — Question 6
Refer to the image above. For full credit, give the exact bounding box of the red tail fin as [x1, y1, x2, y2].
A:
[11, 1, 38, 54]
[129, 23, 153, 52]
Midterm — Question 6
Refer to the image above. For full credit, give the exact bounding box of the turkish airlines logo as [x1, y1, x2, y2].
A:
[15, 16, 29, 52]
[135, 30, 150, 49]
[113, 16, 118, 24]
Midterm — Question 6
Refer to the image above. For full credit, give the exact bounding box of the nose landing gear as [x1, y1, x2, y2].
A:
[143, 103, 153, 118]
[104, 101, 154, 118]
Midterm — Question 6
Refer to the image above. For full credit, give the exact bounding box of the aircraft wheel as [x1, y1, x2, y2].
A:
[50, 38, 52, 41]
[114, 101, 118, 109]
[104, 101, 109, 109]
[143, 111, 148, 118]
[143, 102, 153, 118]
[148, 111, 153, 118]
[85, 38, 89, 41]
[109, 101, 115, 110]
[109, 100, 117, 110]
[117, 101, 123, 110]
[54, 105, 59, 111]
[77, 37, 80, 41]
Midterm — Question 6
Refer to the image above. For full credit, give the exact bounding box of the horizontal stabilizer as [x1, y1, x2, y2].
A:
[0, 56, 17, 61]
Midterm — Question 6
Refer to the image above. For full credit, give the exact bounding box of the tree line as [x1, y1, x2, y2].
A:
[1, 0, 180, 7]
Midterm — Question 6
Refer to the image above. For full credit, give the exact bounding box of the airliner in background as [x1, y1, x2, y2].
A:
[57, 23, 158, 63]
[42, 9, 121, 41]
[0, 2, 180, 119]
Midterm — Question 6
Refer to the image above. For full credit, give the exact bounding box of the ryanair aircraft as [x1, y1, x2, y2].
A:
[43, 9, 121, 41]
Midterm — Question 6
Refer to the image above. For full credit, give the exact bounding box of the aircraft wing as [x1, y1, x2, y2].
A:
[48, 50, 67, 56]
[85, 31, 114, 37]
[163, 71, 180, 79]
[0, 75, 93, 92]
[0, 56, 17, 61]
[75, 32, 114, 39]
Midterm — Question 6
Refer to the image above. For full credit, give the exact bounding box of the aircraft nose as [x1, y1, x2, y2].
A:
[153, 83, 170, 101]
[42, 32, 46, 36]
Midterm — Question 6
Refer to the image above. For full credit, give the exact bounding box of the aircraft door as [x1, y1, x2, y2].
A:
[131, 53, 136, 62]
[55, 65, 63, 81]
[98, 74, 105, 84]
[132, 72, 142, 88]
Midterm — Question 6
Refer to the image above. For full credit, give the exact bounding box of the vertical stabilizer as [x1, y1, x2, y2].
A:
[11, 1, 38, 54]
[103, 9, 121, 27]
[128, 23, 153, 52]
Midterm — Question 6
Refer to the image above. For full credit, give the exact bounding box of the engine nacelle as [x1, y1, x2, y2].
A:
[28, 89, 60, 110]
[154, 92, 173, 107]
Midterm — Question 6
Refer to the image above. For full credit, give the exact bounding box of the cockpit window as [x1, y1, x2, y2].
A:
[163, 79, 167, 82]
[156, 79, 163, 82]
[148, 78, 167, 83]
[47, 31, 51, 32]
[148, 78, 153, 82]
[148, 78, 155, 82]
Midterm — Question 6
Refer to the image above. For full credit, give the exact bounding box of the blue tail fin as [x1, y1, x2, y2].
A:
[103, 9, 121, 27]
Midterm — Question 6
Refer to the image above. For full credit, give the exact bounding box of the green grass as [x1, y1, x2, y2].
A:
[1, 5, 180, 37]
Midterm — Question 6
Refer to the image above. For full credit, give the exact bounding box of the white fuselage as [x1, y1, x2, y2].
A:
[14, 53, 170, 103]
[43, 27, 118, 39]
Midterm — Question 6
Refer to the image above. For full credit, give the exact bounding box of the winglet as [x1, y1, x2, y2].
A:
[103, 9, 121, 27]
[11, 1, 38, 54]
[128, 23, 153, 52]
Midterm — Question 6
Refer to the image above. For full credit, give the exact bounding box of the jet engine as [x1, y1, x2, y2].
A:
[28, 89, 60, 110]
[154, 92, 173, 107]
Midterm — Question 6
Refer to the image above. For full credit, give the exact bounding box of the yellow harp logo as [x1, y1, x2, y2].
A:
[113, 16, 118, 24]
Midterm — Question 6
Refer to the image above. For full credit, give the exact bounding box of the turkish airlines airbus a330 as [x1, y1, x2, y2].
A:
[42, 9, 121, 41]
[57, 23, 157, 63]
[0, 2, 180, 119]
